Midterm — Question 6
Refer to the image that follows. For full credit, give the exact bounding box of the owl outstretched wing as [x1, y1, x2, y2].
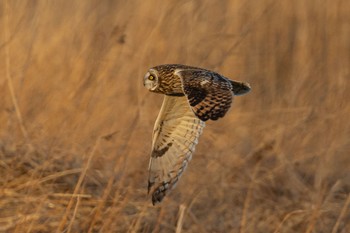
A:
[175, 69, 250, 121]
[148, 95, 205, 205]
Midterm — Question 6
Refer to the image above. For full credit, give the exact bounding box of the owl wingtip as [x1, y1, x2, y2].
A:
[152, 190, 166, 205]
[149, 182, 171, 205]
[148, 181, 155, 195]
[148, 185, 164, 205]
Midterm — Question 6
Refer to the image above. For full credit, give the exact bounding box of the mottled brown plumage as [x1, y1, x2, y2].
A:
[143, 64, 250, 205]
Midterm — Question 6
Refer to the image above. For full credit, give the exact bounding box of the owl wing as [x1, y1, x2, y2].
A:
[148, 95, 205, 205]
[175, 69, 237, 121]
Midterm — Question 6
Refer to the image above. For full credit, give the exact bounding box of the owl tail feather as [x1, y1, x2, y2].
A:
[229, 80, 251, 96]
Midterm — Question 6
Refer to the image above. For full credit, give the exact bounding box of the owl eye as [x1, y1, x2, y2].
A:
[148, 75, 155, 81]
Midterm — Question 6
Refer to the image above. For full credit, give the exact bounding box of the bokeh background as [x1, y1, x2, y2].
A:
[0, 0, 349, 232]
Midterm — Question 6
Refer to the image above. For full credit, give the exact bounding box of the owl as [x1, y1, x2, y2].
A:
[143, 64, 251, 205]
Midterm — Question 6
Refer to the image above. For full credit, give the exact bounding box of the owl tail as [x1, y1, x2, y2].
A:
[229, 80, 251, 96]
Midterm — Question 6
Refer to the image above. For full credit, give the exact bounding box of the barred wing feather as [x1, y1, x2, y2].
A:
[148, 95, 205, 205]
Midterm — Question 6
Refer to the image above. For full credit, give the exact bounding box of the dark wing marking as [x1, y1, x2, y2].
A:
[175, 69, 234, 121]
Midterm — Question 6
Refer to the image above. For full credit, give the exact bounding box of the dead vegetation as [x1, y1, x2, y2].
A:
[0, 0, 349, 232]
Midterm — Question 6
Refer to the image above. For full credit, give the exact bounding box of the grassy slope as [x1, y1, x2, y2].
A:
[0, 0, 349, 232]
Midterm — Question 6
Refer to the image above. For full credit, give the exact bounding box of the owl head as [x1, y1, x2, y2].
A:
[143, 69, 160, 91]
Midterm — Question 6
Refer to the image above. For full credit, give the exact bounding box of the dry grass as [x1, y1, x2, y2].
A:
[0, 0, 349, 232]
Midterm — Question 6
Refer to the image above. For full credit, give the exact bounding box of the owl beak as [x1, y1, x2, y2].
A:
[143, 73, 153, 90]
[143, 73, 150, 87]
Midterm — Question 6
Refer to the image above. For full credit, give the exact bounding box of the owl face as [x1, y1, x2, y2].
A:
[144, 69, 160, 91]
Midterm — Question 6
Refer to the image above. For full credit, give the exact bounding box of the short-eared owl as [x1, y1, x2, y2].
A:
[144, 64, 251, 205]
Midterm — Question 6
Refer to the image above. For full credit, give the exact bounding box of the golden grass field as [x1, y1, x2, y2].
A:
[1, 0, 349, 232]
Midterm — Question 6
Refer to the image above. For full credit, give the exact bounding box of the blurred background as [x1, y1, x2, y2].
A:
[0, 0, 349, 232]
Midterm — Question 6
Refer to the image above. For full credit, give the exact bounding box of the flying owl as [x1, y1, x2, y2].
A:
[143, 64, 251, 205]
